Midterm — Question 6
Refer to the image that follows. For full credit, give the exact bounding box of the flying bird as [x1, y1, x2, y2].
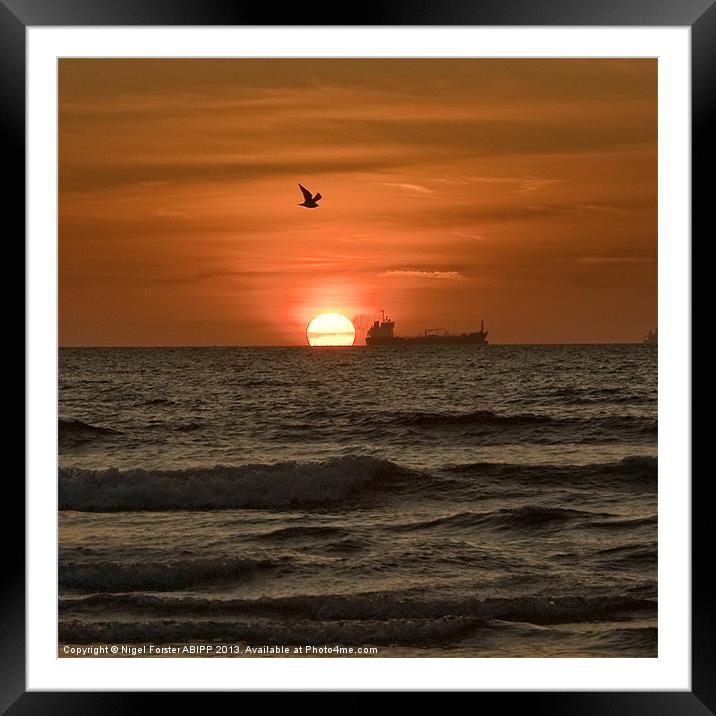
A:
[298, 184, 322, 208]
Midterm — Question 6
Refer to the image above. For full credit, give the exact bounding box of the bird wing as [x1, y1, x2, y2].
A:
[313, 192, 322, 202]
[298, 184, 313, 201]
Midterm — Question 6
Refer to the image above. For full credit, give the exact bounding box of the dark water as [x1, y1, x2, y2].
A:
[58, 345, 657, 657]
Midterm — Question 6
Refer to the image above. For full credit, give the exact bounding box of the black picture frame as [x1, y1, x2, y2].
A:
[9, 0, 707, 709]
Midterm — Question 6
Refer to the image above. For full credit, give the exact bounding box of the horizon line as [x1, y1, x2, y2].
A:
[58, 341, 652, 349]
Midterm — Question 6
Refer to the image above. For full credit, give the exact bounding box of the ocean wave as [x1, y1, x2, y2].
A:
[339, 409, 659, 446]
[58, 615, 483, 647]
[255, 525, 353, 542]
[59, 419, 123, 449]
[397, 410, 551, 428]
[58, 453, 657, 512]
[59, 456, 419, 512]
[60, 592, 656, 628]
[444, 455, 657, 489]
[542, 386, 655, 405]
[589, 416, 657, 436]
[58, 557, 287, 591]
[589, 515, 657, 530]
[578, 626, 657, 653]
[481, 506, 599, 530]
[591, 543, 657, 568]
[390, 506, 602, 533]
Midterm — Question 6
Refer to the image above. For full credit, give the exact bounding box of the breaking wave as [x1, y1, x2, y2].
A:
[59, 453, 657, 512]
[59, 456, 419, 512]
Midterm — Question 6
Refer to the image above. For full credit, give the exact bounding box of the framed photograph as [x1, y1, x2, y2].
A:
[13, 0, 705, 709]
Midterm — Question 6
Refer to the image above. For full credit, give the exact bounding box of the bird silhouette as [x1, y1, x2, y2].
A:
[298, 183, 322, 208]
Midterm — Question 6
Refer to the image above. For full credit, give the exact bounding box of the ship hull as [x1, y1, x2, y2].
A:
[366, 335, 488, 346]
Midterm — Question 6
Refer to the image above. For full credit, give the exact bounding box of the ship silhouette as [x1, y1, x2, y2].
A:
[366, 311, 489, 346]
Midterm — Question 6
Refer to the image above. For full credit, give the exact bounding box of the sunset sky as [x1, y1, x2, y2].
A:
[59, 59, 657, 346]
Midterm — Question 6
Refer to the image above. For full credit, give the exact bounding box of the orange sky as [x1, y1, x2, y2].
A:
[59, 59, 657, 345]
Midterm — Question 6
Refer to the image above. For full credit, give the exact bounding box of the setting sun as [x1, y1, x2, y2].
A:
[306, 313, 356, 346]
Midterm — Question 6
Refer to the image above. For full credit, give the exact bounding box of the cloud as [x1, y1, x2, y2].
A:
[452, 231, 487, 241]
[379, 270, 466, 280]
[516, 178, 565, 192]
[379, 182, 435, 196]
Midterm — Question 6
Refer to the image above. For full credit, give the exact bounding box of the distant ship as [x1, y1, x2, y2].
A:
[365, 312, 489, 346]
[642, 329, 657, 345]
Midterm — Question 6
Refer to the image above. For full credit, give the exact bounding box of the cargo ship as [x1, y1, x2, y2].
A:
[366, 311, 489, 346]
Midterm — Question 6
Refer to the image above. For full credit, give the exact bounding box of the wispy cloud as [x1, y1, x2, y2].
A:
[379, 182, 435, 196]
[452, 231, 487, 241]
[517, 178, 564, 192]
[379, 270, 466, 280]
[467, 175, 563, 192]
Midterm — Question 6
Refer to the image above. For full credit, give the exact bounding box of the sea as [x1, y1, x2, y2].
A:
[58, 344, 657, 657]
